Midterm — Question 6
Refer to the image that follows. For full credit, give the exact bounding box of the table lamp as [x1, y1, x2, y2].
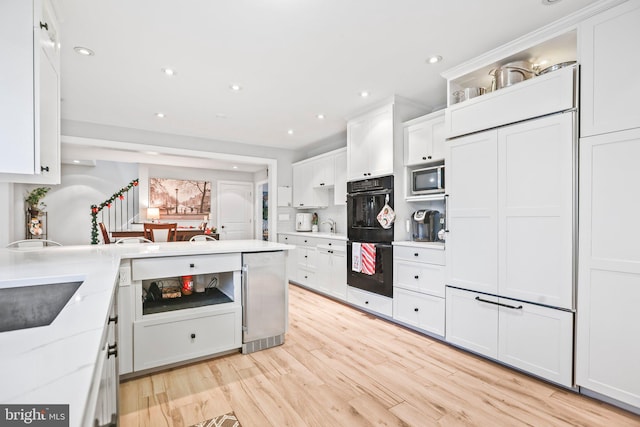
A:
[147, 207, 160, 223]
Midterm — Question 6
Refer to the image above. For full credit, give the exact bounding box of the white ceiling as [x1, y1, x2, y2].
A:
[53, 0, 599, 153]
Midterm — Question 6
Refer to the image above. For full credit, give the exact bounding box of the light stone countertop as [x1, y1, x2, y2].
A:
[0, 240, 292, 427]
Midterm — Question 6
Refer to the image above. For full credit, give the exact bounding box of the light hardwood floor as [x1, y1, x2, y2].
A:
[120, 284, 640, 427]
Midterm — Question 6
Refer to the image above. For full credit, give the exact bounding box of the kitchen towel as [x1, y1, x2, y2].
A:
[352, 242, 362, 272]
[361, 243, 376, 275]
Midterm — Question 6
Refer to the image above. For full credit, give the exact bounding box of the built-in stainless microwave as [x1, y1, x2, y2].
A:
[411, 165, 444, 195]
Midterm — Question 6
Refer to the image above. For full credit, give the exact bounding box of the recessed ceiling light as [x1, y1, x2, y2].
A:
[73, 46, 94, 56]
[230, 84, 242, 91]
[155, 112, 165, 118]
[427, 55, 443, 64]
[542, 0, 562, 4]
[232, 166, 238, 169]
[317, 113, 325, 120]
[73, 160, 80, 164]
[161, 68, 176, 76]
[287, 129, 294, 135]
[360, 91, 369, 98]
[144, 151, 159, 155]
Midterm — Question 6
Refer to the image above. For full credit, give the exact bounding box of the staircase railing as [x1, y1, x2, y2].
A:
[90, 179, 139, 244]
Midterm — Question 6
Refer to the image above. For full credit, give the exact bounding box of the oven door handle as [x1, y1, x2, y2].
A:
[347, 189, 392, 198]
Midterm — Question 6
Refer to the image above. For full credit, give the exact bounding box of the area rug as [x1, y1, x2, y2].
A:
[189, 412, 241, 427]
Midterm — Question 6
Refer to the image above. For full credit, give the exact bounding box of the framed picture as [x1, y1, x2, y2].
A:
[149, 178, 211, 220]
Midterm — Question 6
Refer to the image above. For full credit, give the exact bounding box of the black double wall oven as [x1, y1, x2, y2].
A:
[347, 175, 394, 298]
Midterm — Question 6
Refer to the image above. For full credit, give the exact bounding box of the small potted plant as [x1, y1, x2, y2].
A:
[25, 187, 50, 218]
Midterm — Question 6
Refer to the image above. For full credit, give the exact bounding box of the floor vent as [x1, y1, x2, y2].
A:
[242, 334, 285, 354]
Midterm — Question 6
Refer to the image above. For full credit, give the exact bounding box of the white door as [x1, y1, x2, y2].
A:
[217, 181, 253, 240]
[445, 129, 499, 294]
[498, 113, 574, 309]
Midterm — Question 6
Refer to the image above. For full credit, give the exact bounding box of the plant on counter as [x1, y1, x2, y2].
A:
[90, 179, 139, 244]
[25, 187, 50, 216]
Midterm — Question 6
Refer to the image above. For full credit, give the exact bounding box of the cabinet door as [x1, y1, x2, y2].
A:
[292, 163, 311, 208]
[330, 249, 347, 301]
[0, 0, 35, 175]
[366, 106, 394, 178]
[498, 298, 573, 387]
[498, 113, 574, 309]
[580, 1, 640, 137]
[404, 112, 445, 166]
[347, 116, 370, 180]
[445, 130, 498, 294]
[445, 287, 498, 358]
[576, 129, 640, 407]
[334, 150, 347, 205]
[315, 249, 332, 294]
[312, 155, 335, 188]
[394, 287, 445, 337]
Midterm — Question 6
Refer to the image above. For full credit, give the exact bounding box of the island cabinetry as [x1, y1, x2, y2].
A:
[0, 0, 61, 184]
[393, 245, 445, 337]
[122, 253, 242, 373]
[403, 110, 446, 166]
[579, 0, 640, 137]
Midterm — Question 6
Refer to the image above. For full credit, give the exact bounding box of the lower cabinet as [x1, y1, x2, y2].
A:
[347, 286, 392, 317]
[393, 288, 445, 336]
[445, 286, 573, 387]
[316, 242, 347, 300]
[133, 307, 241, 372]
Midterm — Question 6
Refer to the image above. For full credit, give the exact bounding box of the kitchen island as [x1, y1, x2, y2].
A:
[0, 240, 291, 427]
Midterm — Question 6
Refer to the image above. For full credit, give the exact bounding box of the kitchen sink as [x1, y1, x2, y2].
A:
[0, 281, 82, 333]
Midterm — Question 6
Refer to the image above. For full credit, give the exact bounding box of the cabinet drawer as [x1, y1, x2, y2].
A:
[394, 260, 445, 297]
[298, 267, 316, 288]
[347, 286, 392, 317]
[445, 287, 498, 358]
[394, 246, 445, 265]
[132, 253, 241, 281]
[297, 247, 317, 269]
[133, 306, 241, 371]
[446, 66, 575, 138]
[393, 288, 445, 336]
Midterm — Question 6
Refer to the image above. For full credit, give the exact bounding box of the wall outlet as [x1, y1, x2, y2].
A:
[119, 264, 131, 286]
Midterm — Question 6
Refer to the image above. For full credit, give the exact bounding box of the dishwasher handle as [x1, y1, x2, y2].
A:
[241, 264, 248, 332]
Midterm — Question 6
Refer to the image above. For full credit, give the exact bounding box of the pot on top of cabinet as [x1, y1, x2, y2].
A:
[489, 61, 536, 90]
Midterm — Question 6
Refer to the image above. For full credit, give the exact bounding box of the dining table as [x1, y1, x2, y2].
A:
[110, 229, 219, 242]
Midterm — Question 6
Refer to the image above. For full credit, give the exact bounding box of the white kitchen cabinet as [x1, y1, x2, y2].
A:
[576, 128, 640, 408]
[394, 287, 445, 337]
[446, 113, 575, 308]
[292, 161, 329, 208]
[334, 149, 347, 205]
[347, 286, 392, 317]
[580, 1, 640, 137]
[278, 234, 298, 282]
[445, 129, 499, 295]
[312, 155, 335, 188]
[347, 105, 394, 180]
[316, 240, 347, 300]
[0, 0, 60, 184]
[446, 286, 573, 387]
[403, 110, 446, 166]
[393, 244, 446, 337]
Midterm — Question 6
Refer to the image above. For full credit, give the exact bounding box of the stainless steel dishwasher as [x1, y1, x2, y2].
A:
[241, 251, 287, 354]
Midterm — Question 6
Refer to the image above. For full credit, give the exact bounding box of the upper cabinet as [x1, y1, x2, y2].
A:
[292, 148, 346, 209]
[0, 0, 61, 184]
[347, 104, 394, 180]
[579, 0, 640, 137]
[403, 110, 445, 166]
[347, 97, 428, 181]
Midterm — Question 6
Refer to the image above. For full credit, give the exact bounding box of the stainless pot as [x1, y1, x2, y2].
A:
[453, 87, 486, 103]
[490, 61, 535, 90]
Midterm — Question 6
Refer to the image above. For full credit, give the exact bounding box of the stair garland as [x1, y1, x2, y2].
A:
[90, 179, 139, 244]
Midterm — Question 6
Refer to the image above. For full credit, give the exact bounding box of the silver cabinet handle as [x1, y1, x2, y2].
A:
[475, 296, 522, 310]
[444, 194, 450, 233]
[241, 265, 248, 330]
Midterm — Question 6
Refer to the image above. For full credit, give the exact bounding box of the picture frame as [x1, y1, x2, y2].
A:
[149, 178, 211, 220]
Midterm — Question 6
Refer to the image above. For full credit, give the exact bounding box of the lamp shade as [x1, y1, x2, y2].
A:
[147, 207, 160, 221]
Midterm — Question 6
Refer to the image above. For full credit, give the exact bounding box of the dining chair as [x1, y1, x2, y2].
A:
[143, 223, 178, 242]
[98, 222, 112, 244]
[114, 237, 153, 244]
[7, 239, 63, 248]
[189, 234, 217, 242]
